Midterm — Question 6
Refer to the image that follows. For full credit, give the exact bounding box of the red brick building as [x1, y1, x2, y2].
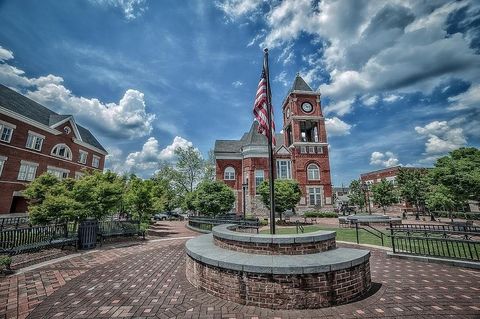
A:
[0, 85, 107, 214]
[214, 75, 333, 215]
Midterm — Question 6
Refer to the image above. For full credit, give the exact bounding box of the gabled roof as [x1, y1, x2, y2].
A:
[290, 73, 313, 92]
[0, 84, 107, 153]
[214, 120, 285, 154]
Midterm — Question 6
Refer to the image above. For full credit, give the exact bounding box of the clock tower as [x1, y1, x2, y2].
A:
[281, 74, 333, 207]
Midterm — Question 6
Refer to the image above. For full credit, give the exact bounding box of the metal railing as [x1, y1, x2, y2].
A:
[388, 223, 480, 261]
[188, 216, 260, 233]
[0, 216, 30, 230]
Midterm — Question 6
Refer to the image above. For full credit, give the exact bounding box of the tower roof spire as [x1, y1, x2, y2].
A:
[290, 73, 313, 92]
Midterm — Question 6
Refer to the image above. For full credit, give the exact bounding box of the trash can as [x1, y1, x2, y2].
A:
[78, 218, 98, 249]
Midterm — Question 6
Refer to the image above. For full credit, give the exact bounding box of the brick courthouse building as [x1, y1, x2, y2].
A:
[0, 85, 107, 214]
[214, 75, 333, 215]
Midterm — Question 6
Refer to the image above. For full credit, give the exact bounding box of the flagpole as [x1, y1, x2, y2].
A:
[264, 48, 276, 235]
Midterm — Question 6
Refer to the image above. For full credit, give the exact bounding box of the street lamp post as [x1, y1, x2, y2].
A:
[242, 182, 248, 220]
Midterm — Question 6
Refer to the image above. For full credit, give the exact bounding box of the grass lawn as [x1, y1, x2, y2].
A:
[261, 225, 392, 247]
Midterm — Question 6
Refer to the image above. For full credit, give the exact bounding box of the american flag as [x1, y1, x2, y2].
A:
[253, 69, 276, 146]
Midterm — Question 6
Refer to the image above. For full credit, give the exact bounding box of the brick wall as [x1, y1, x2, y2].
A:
[213, 236, 336, 255]
[0, 113, 105, 214]
[186, 256, 371, 309]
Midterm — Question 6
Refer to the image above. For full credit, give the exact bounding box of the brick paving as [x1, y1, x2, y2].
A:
[0, 221, 479, 318]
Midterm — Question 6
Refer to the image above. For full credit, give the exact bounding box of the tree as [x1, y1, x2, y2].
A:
[175, 146, 205, 192]
[257, 179, 301, 220]
[23, 173, 61, 205]
[203, 149, 216, 181]
[72, 171, 124, 220]
[425, 184, 456, 219]
[347, 180, 365, 213]
[192, 180, 235, 216]
[371, 179, 397, 214]
[429, 147, 480, 209]
[151, 173, 178, 212]
[124, 176, 157, 222]
[396, 168, 429, 220]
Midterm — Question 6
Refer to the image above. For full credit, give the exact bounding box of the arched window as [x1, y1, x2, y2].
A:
[51, 144, 72, 160]
[224, 167, 235, 180]
[307, 163, 320, 180]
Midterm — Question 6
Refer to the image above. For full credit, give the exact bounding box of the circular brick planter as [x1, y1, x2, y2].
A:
[186, 224, 371, 309]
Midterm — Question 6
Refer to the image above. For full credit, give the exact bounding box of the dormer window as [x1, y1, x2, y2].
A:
[224, 167, 235, 180]
[51, 144, 72, 160]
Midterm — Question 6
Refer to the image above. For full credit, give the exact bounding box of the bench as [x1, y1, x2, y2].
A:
[97, 220, 145, 246]
[0, 224, 77, 267]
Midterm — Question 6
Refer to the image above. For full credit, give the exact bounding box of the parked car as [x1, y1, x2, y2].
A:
[153, 211, 184, 221]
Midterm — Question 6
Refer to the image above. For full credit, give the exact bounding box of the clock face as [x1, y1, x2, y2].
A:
[301, 102, 313, 113]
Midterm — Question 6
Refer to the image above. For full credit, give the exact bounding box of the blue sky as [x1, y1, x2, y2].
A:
[0, 0, 479, 186]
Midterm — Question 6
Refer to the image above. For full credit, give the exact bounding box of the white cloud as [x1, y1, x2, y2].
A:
[0, 46, 14, 61]
[232, 80, 243, 88]
[370, 151, 400, 167]
[448, 84, 480, 111]
[324, 98, 354, 116]
[0, 46, 156, 139]
[124, 136, 195, 174]
[278, 43, 295, 65]
[325, 117, 352, 136]
[274, 71, 288, 87]
[361, 94, 378, 107]
[383, 94, 401, 103]
[90, 0, 148, 20]
[215, 0, 263, 21]
[256, 1, 480, 116]
[415, 120, 467, 155]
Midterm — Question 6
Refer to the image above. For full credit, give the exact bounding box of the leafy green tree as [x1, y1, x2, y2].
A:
[151, 174, 178, 212]
[257, 179, 301, 220]
[203, 149, 216, 181]
[23, 173, 61, 205]
[29, 189, 82, 225]
[347, 180, 365, 213]
[396, 168, 429, 220]
[124, 176, 157, 222]
[181, 191, 197, 213]
[371, 179, 397, 214]
[425, 184, 456, 219]
[192, 180, 235, 216]
[72, 171, 124, 220]
[429, 147, 480, 209]
[175, 146, 205, 192]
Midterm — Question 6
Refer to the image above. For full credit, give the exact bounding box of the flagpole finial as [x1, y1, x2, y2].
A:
[264, 48, 268, 53]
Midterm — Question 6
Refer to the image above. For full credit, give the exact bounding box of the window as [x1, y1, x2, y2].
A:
[51, 144, 72, 160]
[255, 170, 264, 193]
[47, 166, 70, 180]
[18, 161, 38, 181]
[0, 156, 6, 177]
[308, 187, 322, 206]
[286, 125, 293, 146]
[308, 146, 315, 154]
[317, 146, 323, 154]
[276, 160, 291, 179]
[299, 121, 318, 142]
[92, 155, 100, 168]
[75, 171, 84, 180]
[300, 146, 307, 154]
[26, 131, 44, 151]
[78, 150, 88, 164]
[224, 166, 235, 180]
[307, 164, 320, 180]
[0, 120, 15, 143]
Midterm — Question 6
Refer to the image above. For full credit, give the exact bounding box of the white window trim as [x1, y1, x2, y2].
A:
[276, 160, 292, 179]
[254, 169, 264, 193]
[26, 131, 45, 151]
[51, 143, 72, 160]
[18, 161, 39, 181]
[308, 186, 322, 206]
[47, 166, 70, 179]
[0, 156, 7, 177]
[0, 119, 16, 129]
[79, 150, 88, 164]
[224, 166, 235, 180]
[75, 171, 85, 179]
[307, 164, 320, 181]
[92, 155, 100, 168]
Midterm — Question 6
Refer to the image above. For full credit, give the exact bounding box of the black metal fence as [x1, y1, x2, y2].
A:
[389, 223, 480, 261]
[0, 216, 30, 230]
[188, 216, 260, 232]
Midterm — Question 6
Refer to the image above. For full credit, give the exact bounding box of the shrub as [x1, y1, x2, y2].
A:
[303, 211, 338, 218]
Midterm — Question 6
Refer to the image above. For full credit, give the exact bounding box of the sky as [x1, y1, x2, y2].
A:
[0, 0, 479, 186]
